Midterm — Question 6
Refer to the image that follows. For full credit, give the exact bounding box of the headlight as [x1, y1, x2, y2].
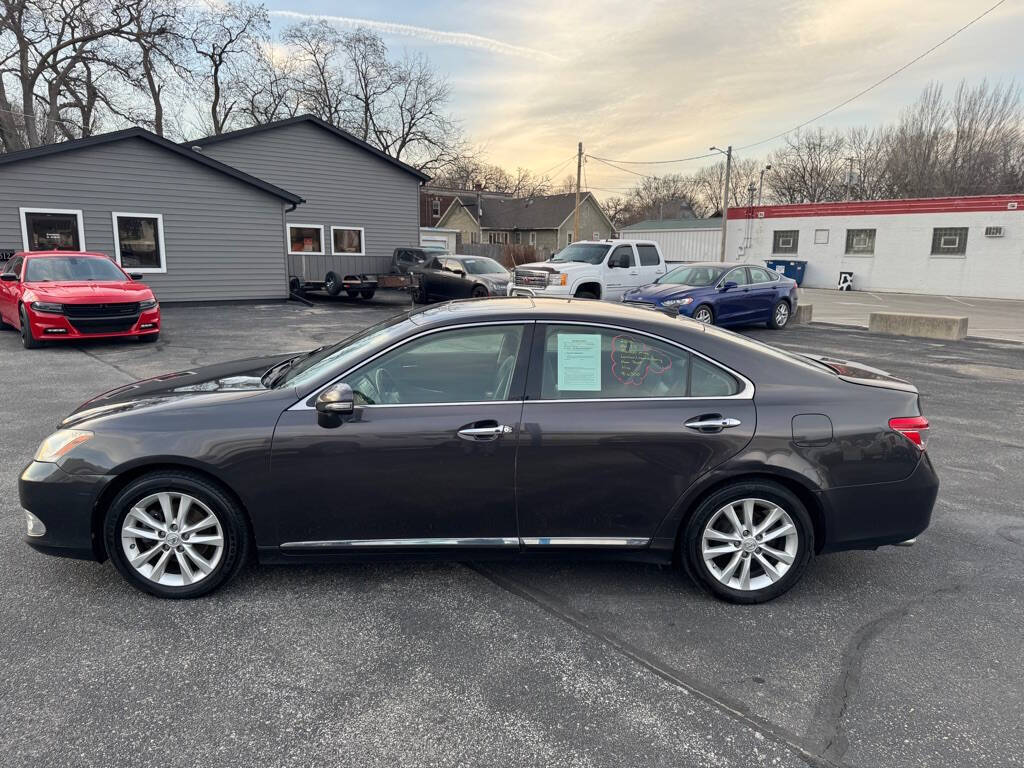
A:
[662, 297, 694, 307]
[30, 301, 63, 314]
[25, 510, 46, 537]
[547, 273, 567, 286]
[34, 429, 93, 463]
[139, 298, 158, 310]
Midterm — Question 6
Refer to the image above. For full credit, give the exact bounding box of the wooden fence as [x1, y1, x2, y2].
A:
[458, 242, 553, 268]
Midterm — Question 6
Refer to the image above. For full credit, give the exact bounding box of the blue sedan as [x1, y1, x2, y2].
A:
[622, 262, 799, 329]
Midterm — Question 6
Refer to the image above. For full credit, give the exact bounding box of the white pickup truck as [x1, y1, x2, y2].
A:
[507, 240, 668, 301]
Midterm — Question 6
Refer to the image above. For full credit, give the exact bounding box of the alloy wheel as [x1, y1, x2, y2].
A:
[120, 492, 224, 587]
[694, 307, 713, 324]
[700, 498, 799, 591]
[775, 303, 790, 326]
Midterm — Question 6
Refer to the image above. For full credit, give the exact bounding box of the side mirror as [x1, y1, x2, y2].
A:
[129, 273, 144, 281]
[453, 269, 466, 278]
[0, 273, 17, 282]
[720, 281, 738, 291]
[315, 383, 354, 427]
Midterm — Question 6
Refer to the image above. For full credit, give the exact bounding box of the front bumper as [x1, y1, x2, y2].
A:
[19, 461, 111, 561]
[27, 305, 161, 340]
[817, 453, 939, 553]
[507, 285, 572, 298]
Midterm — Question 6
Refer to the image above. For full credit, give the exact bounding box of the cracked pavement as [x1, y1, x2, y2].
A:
[1, 294, 1021, 767]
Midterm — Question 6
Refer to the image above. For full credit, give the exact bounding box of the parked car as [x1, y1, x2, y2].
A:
[21, 298, 937, 603]
[509, 239, 667, 301]
[0, 250, 160, 349]
[623, 262, 798, 329]
[392, 245, 451, 274]
[412, 254, 511, 303]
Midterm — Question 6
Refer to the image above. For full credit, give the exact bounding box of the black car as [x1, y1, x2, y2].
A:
[411, 254, 511, 302]
[20, 299, 938, 603]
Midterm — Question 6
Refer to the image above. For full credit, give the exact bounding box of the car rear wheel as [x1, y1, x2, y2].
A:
[324, 272, 342, 296]
[19, 305, 42, 349]
[682, 480, 813, 603]
[692, 304, 714, 325]
[104, 471, 250, 599]
[768, 300, 790, 329]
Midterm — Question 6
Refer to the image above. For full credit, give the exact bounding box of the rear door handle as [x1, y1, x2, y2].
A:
[684, 415, 742, 433]
[457, 424, 513, 441]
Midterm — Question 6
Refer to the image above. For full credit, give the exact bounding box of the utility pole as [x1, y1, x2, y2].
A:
[711, 145, 732, 262]
[845, 156, 855, 200]
[574, 141, 582, 242]
[757, 163, 772, 206]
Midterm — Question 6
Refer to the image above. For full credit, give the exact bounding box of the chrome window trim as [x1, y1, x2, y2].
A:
[714, 266, 748, 290]
[537, 320, 754, 400]
[288, 320, 534, 411]
[281, 537, 519, 549]
[520, 537, 650, 547]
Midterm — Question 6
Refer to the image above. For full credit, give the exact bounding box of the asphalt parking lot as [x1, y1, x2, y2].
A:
[1, 294, 1022, 768]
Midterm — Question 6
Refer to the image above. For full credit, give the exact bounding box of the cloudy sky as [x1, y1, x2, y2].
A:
[264, 0, 1023, 195]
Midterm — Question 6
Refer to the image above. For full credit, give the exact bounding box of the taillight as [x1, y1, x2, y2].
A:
[889, 416, 929, 451]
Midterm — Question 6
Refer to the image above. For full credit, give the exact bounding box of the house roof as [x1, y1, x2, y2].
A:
[189, 115, 430, 182]
[0, 128, 304, 204]
[621, 217, 721, 231]
[447, 192, 608, 230]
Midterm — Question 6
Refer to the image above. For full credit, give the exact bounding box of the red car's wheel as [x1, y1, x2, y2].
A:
[19, 305, 42, 349]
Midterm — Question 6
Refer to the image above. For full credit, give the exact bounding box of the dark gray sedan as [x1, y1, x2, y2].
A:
[412, 255, 510, 302]
[20, 298, 937, 603]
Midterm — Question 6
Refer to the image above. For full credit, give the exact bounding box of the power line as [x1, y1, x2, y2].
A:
[583, 0, 1007, 163]
[538, 152, 577, 178]
[587, 155, 651, 178]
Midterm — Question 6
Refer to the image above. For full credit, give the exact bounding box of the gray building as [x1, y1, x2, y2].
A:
[0, 115, 428, 302]
[191, 116, 428, 286]
[0, 129, 302, 302]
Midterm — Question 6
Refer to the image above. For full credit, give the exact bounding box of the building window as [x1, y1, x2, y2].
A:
[111, 212, 166, 272]
[515, 231, 522, 244]
[431, 199, 441, 217]
[470, 231, 480, 244]
[814, 229, 829, 245]
[931, 227, 967, 256]
[772, 230, 798, 254]
[20, 208, 85, 251]
[331, 227, 364, 255]
[488, 231, 509, 244]
[845, 228, 876, 255]
[288, 224, 324, 255]
[593, 231, 600, 240]
[566, 232, 574, 246]
[529, 232, 537, 245]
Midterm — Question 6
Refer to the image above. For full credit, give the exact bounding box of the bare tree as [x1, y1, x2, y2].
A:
[886, 83, 948, 198]
[119, 0, 189, 137]
[234, 42, 300, 125]
[339, 27, 390, 143]
[188, 0, 267, 136]
[282, 18, 345, 125]
[766, 129, 848, 203]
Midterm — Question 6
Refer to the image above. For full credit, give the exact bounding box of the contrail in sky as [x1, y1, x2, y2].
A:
[269, 11, 565, 63]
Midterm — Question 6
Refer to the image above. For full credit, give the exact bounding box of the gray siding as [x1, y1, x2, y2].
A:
[198, 121, 421, 280]
[0, 137, 289, 302]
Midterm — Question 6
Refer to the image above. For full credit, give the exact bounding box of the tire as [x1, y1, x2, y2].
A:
[345, 289, 360, 298]
[359, 289, 376, 300]
[412, 285, 428, 304]
[104, 470, 250, 599]
[471, 285, 489, 298]
[692, 304, 714, 325]
[324, 272, 342, 296]
[574, 288, 598, 300]
[682, 480, 813, 604]
[768, 299, 791, 329]
[19, 305, 42, 349]
[139, 332, 159, 343]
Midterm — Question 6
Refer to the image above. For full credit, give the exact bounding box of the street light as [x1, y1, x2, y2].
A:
[757, 163, 772, 206]
[710, 145, 732, 262]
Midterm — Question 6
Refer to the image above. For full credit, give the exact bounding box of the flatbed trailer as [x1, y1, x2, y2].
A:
[288, 271, 419, 300]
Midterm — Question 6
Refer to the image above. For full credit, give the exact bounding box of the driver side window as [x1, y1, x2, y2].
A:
[342, 325, 525, 405]
[608, 246, 635, 269]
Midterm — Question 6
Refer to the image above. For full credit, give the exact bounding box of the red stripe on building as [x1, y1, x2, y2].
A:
[726, 194, 1024, 219]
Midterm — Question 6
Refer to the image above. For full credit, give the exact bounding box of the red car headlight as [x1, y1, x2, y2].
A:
[139, 298, 158, 310]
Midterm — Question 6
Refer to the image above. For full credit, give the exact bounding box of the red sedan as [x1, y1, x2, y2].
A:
[0, 251, 160, 349]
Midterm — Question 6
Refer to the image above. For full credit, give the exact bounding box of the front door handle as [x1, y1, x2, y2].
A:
[457, 424, 513, 441]
[684, 415, 742, 433]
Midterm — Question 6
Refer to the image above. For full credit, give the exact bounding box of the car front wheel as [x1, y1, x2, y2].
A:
[682, 480, 813, 603]
[104, 471, 250, 599]
[692, 304, 714, 325]
[19, 305, 42, 349]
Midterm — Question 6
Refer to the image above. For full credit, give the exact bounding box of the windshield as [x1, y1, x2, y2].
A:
[25, 256, 127, 283]
[550, 243, 610, 265]
[459, 257, 507, 275]
[277, 312, 417, 388]
[656, 265, 725, 286]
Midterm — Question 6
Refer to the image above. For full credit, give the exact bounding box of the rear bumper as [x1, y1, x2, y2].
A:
[19, 461, 110, 561]
[817, 453, 939, 553]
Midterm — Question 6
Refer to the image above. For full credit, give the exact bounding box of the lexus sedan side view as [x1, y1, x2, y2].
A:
[20, 298, 937, 603]
[622, 262, 799, 329]
[0, 250, 161, 348]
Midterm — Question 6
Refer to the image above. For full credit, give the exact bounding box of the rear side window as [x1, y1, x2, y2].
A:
[748, 266, 776, 283]
[637, 244, 661, 266]
[539, 325, 742, 400]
